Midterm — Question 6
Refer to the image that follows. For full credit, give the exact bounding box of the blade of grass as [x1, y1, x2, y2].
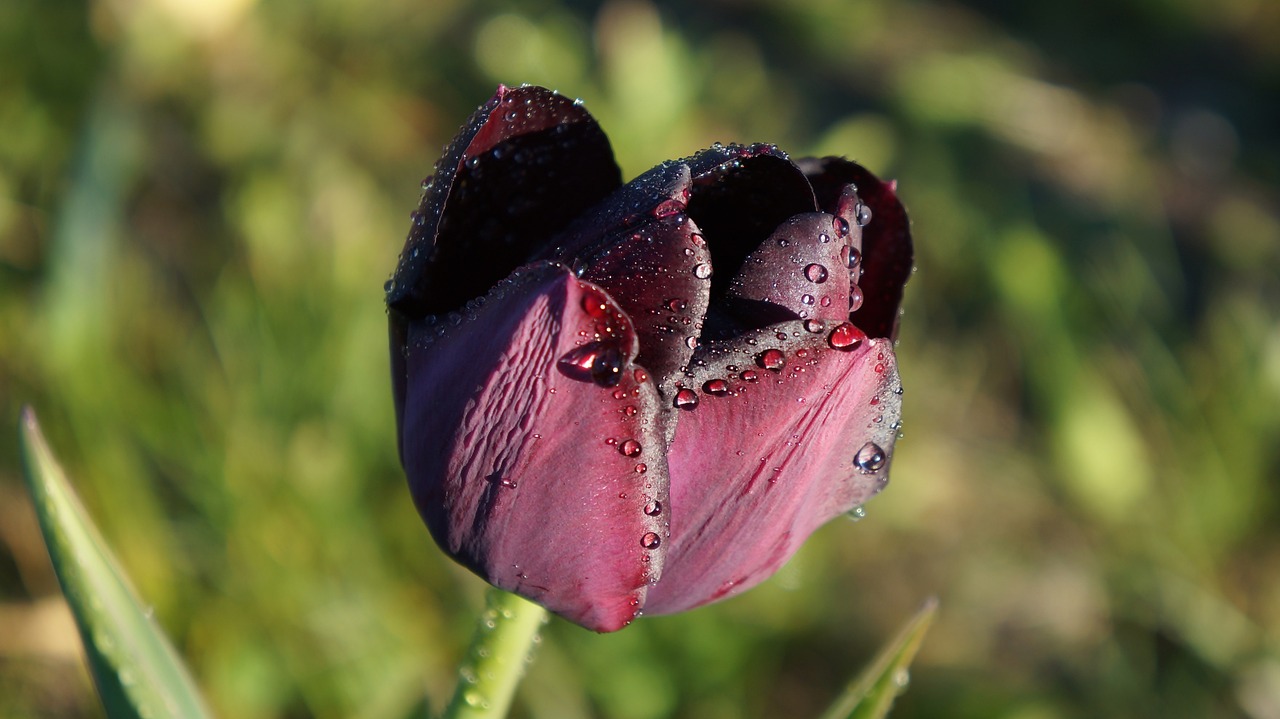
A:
[819, 596, 939, 719]
[19, 408, 215, 719]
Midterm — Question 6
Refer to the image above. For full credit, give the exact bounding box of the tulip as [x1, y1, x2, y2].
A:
[387, 85, 913, 632]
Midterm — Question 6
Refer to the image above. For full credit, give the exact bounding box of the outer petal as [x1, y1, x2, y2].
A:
[797, 158, 913, 340]
[387, 85, 622, 319]
[400, 262, 671, 632]
[645, 321, 901, 615]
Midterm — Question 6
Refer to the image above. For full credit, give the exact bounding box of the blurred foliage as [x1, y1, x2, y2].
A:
[2, 0, 1278, 717]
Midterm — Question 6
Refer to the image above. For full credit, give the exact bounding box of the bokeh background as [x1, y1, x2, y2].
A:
[3, 0, 1279, 717]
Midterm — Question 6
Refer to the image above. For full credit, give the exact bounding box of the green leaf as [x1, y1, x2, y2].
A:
[20, 408, 215, 719]
[819, 597, 939, 719]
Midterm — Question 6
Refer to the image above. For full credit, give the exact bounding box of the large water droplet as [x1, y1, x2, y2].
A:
[674, 388, 699, 409]
[644, 500, 662, 516]
[739, 369, 759, 382]
[804, 319, 825, 333]
[800, 293, 815, 305]
[757, 348, 785, 371]
[653, 199, 684, 218]
[828, 323, 866, 351]
[804, 263, 829, 283]
[557, 342, 625, 386]
[854, 442, 886, 473]
[620, 439, 642, 457]
[666, 298, 687, 312]
[849, 285, 864, 312]
[641, 532, 662, 549]
[703, 378, 729, 396]
[856, 202, 873, 227]
[833, 216, 850, 237]
[693, 263, 713, 279]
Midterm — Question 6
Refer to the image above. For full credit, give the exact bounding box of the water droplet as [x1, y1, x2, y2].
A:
[693, 263, 713, 279]
[854, 442, 886, 472]
[856, 202, 873, 227]
[612, 389, 627, 400]
[703, 378, 729, 396]
[667, 298, 687, 312]
[834, 216, 850, 237]
[796, 348, 809, 358]
[644, 500, 662, 516]
[674, 388, 699, 409]
[623, 405, 638, 417]
[820, 295, 833, 307]
[757, 349, 786, 371]
[634, 368, 649, 383]
[846, 247, 862, 270]
[634, 463, 647, 473]
[804, 319, 825, 333]
[653, 199, 684, 218]
[846, 505, 867, 522]
[849, 286, 864, 312]
[740, 369, 759, 382]
[620, 439, 642, 457]
[828, 323, 866, 350]
[686, 336, 698, 350]
[801, 293, 815, 305]
[818, 232, 830, 243]
[557, 342, 625, 386]
[641, 532, 662, 549]
[804, 263, 829, 283]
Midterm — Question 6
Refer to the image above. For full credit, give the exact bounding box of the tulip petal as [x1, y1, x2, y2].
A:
[724, 211, 859, 329]
[539, 162, 712, 382]
[645, 321, 901, 615]
[399, 262, 671, 632]
[388, 85, 622, 319]
[797, 158, 913, 340]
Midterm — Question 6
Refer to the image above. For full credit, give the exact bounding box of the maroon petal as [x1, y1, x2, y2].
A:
[797, 158, 913, 340]
[684, 144, 818, 336]
[399, 262, 671, 632]
[724, 211, 859, 330]
[388, 85, 622, 320]
[644, 321, 901, 615]
[537, 162, 712, 383]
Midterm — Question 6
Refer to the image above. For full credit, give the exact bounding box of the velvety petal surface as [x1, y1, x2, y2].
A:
[797, 158, 913, 340]
[387, 85, 622, 319]
[645, 321, 902, 615]
[540, 162, 712, 383]
[400, 262, 671, 632]
[724, 211, 859, 329]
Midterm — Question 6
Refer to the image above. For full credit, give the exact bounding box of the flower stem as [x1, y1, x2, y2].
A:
[441, 588, 549, 719]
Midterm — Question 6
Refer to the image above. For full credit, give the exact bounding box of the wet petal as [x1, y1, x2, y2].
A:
[537, 163, 712, 382]
[388, 85, 622, 319]
[398, 262, 671, 632]
[723, 212, 858, 330]
[645, 321, 901, 615]
[797, 158, 913, 340]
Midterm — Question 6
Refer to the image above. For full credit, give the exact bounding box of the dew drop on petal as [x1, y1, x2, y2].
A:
[557, 342, 625, 387]
[740, 369, 759, 382]
[804, 319, 825, 333]
[849, 286, 864, 312]
[834, 216, 850, 237]
[703, 378, 729, 396]
[856, 202, 873, 227]
[800, 294, 815, 306]
[757, 348, 786, 371]
[828, 322, 867, 350]
[846, 505, 867, 522]
[674, 388, 699, 409]
[653, 199, 684, 218]
[853, 442, 886, 473]
[693, 263, 713, 279]
[804, 263, 829, 283]
[644, 500, 662, 516]
[641, 532, 662, 549]
[620, 439, 642, 457]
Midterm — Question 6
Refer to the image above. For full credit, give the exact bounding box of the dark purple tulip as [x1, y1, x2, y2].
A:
[388, 85, 913, 632]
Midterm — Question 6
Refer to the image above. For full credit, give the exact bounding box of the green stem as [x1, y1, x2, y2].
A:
[441, 589, 549, 719]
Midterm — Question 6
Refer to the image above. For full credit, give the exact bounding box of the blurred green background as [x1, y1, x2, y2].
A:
[3, 0, 1279, 717]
